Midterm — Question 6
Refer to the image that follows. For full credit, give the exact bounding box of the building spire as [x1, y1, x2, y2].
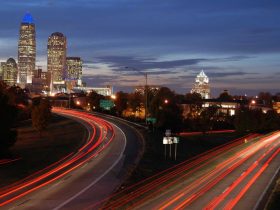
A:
[22, 12, 34, 24]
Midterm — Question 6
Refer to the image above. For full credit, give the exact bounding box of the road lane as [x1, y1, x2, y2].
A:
[98, 132, 280, 210]
[0, 108, 144, 210]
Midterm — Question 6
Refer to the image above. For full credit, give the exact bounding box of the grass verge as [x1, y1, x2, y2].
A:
[123, 131, 248, 186]
[0, 114, 87, 188]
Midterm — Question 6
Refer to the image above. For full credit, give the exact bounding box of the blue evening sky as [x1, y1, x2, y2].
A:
[0, 0, 280, 96]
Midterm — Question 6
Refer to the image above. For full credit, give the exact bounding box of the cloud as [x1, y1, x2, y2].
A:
[0, 0, 280, 94]
[95, 56, 207, 71]
[207, 71, 257, 77]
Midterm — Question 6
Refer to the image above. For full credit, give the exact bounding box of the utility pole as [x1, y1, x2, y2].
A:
[68, 92, 71, 109]
[145, 73, 148, 125]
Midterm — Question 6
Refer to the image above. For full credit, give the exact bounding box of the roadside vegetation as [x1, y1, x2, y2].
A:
[0, 114, 86, 187]
[265, 177, 280, 210]
[123, 131, 247, 186]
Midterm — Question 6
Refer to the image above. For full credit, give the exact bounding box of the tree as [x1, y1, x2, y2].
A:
[0, 81, 18, 154]
[31, 98, 52, 137]
[199, 105, 219, 133]
[234, 107, 263, 132]
[86, 91, 105, 111]
[149, 87, 182, 131]
[128, 92, 143, 113]
[260, 110, 280, 131]
[258, 92, 272, 107]
[184, 92, 203, 119]
[218, 91, 233, 101]
[114, 91, 129, 116]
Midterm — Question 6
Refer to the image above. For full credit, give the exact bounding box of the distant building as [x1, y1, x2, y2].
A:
[2, 58, 18, 86]
[18, 12, 36, 86]
[181, 99, 243, 119]
[47, 32, 67, 91]
[191, 70, 210, 99]
[202, 99, 240, 116]
[273, 102, 280, 114]
[66, 57, 82, 87]
[0, 62, 5, 80]
[73, 86, 113, 96]
[135, 85, 161, 95]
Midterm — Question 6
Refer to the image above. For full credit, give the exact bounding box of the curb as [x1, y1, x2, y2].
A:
[254, 165, 280, 210]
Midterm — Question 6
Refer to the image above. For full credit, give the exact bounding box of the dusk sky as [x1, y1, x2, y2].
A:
[1, 0, 280, 96]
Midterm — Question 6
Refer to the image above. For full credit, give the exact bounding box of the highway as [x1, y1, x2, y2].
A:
[98, 132, 280, 210]
[0, 108, 144, 210]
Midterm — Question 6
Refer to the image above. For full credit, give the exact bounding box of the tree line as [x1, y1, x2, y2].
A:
[0, 82, 51, 156]
[85, 88, 280, 133]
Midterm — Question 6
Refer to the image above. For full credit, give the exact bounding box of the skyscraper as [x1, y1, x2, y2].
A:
[191, 70, 210, 99]
[47, 32, 67, 91]
[2, 58, 18, 86]
[66, 57, 82, 86]
[0, 62, 5, 80]
[18, 12, 36, 86]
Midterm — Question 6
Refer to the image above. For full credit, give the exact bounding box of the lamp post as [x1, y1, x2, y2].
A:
[68, 93, 71, 109]
[144, 73, 148, 125]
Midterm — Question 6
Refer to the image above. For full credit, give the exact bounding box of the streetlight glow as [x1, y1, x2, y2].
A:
[111, 94, 116, 100]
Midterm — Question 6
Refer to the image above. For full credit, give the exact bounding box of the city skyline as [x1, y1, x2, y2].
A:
[0, 0, 280, 96]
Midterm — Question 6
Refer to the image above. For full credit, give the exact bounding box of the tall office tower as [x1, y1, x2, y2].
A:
[18, 12, 36, 86]
[2, 58, 18, 86]
[191, 70, 211, 99]
[66, 57, 82, 86]
[47, 32, 67, 91]
[0, 62, 5, 80]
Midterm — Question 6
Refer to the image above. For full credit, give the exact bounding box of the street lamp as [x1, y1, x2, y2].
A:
[111, 94, 116, 100]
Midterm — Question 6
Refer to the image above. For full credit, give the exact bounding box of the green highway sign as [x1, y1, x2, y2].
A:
[146, 117, 156, 124]
[100, 99, 114, 110]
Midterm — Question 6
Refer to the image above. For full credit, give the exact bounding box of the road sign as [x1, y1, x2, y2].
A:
[168, 137, 173, 144]
[173, 137, 180, 144]
[100, 100, 114, 110]
[146, 117, 156, 124]
[165, 129, 171, 137]
[163, 137, 169, 144]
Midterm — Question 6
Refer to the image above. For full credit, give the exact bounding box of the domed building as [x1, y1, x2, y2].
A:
[2, 58, 18, 86]
[190, 70, 210, 99]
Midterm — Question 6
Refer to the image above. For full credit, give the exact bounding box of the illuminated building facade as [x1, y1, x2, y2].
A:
[0, 62, 5, 80]
[66, 57, 82, 86]
[18, 13, 36, 86]
[2, 58, 18, 86]
[135, 85, 160, 96]
[73, 86, 113, 96]
[191, 70, 210, 99]
[47, 32, 67, 91]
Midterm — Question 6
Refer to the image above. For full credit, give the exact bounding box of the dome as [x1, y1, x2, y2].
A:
[22, 12, 34, 24]
[6, 58, 17, 67]
[50, 32, 65, 37]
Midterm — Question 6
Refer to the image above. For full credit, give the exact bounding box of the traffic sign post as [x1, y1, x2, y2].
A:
[173, 137, 180, 160]
[163, 137, 169, 159]
[168, 137, 173, 159]
[165, 129, 171, 137]
[163, 129, 180, 161]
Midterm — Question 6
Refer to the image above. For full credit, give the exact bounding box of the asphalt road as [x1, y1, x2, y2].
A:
[0, 108, 144, 210]
[100, 132, 280, 210]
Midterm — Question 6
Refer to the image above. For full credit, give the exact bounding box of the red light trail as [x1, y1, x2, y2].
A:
[93, 132, 280, 210]
[0, 108, 115, 207]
